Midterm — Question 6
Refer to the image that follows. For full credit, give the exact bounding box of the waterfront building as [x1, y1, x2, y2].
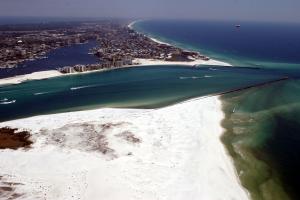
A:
[74, 65, 87, 72]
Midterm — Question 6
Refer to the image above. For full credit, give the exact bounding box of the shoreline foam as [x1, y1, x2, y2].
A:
[0, 96, 249, 200]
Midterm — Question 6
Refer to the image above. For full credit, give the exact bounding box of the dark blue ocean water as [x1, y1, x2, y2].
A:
[133, 20, 300, 68]
[0, 40, 98, 79]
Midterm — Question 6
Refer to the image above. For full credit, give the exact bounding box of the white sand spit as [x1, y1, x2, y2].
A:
[133, 58, 231, 67]
[0, 70, 62, 86]
[0, 58, 230, 87]
[0, 97, 249, 200]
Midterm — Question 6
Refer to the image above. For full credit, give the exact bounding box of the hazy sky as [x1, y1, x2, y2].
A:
[1, 0, 300, 22]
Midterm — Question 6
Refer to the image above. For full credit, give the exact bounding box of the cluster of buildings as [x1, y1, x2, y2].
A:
[58, 56, 134, 74]
[0, 20, 210, 73]
[0, 23, 99, 68]
[92, 26, 209, 63]
[59, 23, 211, 74]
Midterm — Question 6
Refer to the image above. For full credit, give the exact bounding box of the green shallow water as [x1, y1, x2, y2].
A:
[221, 79, 300, 200]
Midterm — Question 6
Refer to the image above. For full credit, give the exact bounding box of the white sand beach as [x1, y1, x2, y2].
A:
[0, 70, 63, 86]
[149, 36, 172, 46]
[0, 57, 230, 86]
[129, 21, 231, 67]
[0, 96, 249, 200]
[133, 58, 231, 67]
[128, 20, 142, 30]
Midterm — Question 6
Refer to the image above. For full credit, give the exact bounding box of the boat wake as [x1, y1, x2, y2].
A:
[179, 76, 202, 80]
[0, 99, 16, 105]
[34, 91, 53, 96]
[179, 75, 213, 80]
[70, 84, 101, 91]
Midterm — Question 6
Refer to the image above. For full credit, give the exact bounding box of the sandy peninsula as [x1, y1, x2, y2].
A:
[0, 96, 249, 200]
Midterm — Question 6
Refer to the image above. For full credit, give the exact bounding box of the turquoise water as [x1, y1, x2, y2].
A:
[0, 65, 282, 122]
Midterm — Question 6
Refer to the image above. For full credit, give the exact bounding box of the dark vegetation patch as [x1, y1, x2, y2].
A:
[0, 127, 32, 150]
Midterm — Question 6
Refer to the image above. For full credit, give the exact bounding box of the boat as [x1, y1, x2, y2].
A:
[235, 25, 241, 28]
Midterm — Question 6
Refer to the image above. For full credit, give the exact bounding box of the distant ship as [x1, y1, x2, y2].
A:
[235, 25, 241, 28]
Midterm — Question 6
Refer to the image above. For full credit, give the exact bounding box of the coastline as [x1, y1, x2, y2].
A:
[0, 20, 248, 199]
[133, 58, 231, 67]
[0, 96, 249, 200]
[129, 20, 232, 65]
[129, 20, 172, 46]
[129, 20, 250, 199]
[0, 20, 231, 87]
